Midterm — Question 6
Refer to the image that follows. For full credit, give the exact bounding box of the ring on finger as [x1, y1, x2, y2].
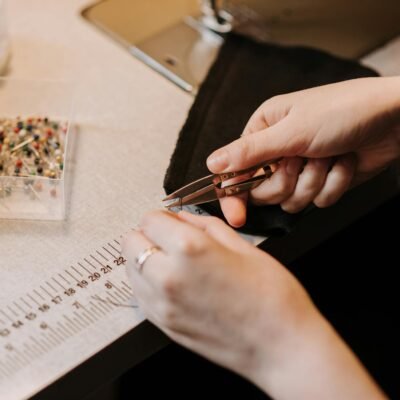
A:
[134, 246, 161, 273]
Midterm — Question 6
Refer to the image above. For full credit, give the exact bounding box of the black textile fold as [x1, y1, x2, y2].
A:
[164, 33, 379, 236]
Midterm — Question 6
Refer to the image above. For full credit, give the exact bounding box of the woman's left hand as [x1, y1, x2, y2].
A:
[122, 210, 385, 399]
[121, 210, 318, 387]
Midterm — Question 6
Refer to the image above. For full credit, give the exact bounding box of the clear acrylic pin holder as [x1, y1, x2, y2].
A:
[0, 78, 75, 220]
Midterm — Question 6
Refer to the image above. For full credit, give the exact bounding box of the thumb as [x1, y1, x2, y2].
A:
[207, 118, 301, 173]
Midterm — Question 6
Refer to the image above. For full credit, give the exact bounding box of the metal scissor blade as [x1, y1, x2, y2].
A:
[163, 183, 219, 209]
[162, 174, 216, 201]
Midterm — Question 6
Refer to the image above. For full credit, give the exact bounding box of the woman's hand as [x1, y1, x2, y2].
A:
[122, 210, 385, 399]
[207, 77, 400, 227]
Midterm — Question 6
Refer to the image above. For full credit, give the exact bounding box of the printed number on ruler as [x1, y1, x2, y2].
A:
[0, 239, 136, 380]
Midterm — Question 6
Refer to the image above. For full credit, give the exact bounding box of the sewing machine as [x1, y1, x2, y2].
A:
[82, 0, 400, 93]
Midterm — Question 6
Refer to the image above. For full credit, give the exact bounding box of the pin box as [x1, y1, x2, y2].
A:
[0, 78, 75, 220]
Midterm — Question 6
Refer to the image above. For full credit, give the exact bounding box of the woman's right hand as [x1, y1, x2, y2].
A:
[207, 77, 400, 227]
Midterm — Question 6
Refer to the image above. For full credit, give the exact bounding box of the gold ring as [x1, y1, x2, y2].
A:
[134, 246, 161, 273]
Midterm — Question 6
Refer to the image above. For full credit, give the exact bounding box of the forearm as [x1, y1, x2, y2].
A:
[253, 310, 387, 400]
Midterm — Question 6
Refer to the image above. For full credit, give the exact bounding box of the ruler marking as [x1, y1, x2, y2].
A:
[27, 293, 40, 306]
[76, 311, 91, 326]
[5, 355, 19, 375]
[70, 265, 83, 277]
[7, 305, 18, 317]
[0, 361, 10, 378]
[79, 304, 96, 324]
[52, 277, 66, 290]
[100, 300, 113, 313]
[0, 360, 11, 378]
[64, 270, 79, 283]
[48, 326, 63, 343]
[56, 326, 69, 341]
[90, 254, 103, 267]
[13, 301, 27, 315]
[20, 297, 32, 309]
[121, 287, 133, 299]
[15, 348, 30, 366]
[24, 342, 38, 360]
[90, 254, 105, 267]
[42, 331, 57, 348]
[81, 310, 96, 324]
[92, 295, 116, 310]
[112, 290, 128, 304]
[73, 316, 86, 330]
[96, 249, 109, 261]
[4, 353, 19, 374]
[58, 273, 70, 285]
[89, 302, 106, 318]
[88, 305, 102, 319]
[12, 352, 25, 369]
[40, 285, 53, 299]
[95, 298, 112, 313]
[49, 326, 64, 344]
[108, 242, 121, 255]
[29, 343, 42, 359]
[5, 359, 19, 377]
[114, 238, 121, 245]
[105, 297, 118, 308]
[103, 246, 117, 259]
[41, 336, 55, 353]
[33, 289, 46, 301]
[28, 341, 42, 358]
[121, 280, 133, 291]
[46, 281, 58, 293]
[24, 344, 37, 361]
[15, 352, 28, 369]
[0, 309, 12, 322]
[107, 293, 125, 306]
[40, 334, 55, 351]
[84, 258, 97, 270]
[17, 348, 31, 367]
[63, 315, 79, 334]
[89, 301, 107, 317]
[30, 336, 47, 354]
[73, 312, 88, 329]
[111, 281, 130, 301]
[57, 321, 72, 338]
[45, 331, 59, 347]
[77, 262, 92, 275]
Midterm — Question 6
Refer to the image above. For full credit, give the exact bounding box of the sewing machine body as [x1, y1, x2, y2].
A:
[82, 0, 400, 93]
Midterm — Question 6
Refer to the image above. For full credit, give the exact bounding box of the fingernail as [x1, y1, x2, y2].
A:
[207, 149, 228, 171]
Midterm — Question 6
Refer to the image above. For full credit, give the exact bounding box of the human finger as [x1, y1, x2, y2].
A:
[122, 229, 169, 285]
[207, 118, 300, 173]
[241, 95, 292, 136]
[313, 154, 356, 208]
[281, 158, 331, 213]
[139, 210, 209, 257]
[177, 210, 253, 253]
[219, 193, 248, 228]
[249, 157, 304, 205]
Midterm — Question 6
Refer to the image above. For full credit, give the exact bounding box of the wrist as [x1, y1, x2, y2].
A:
[251, 307, 386, 400]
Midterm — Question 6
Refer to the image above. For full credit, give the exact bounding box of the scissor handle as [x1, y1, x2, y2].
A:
[220, 168, 273, 197]
[217, 158, 281, 182]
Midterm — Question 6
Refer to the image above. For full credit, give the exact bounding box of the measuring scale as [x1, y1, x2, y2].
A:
[0, 236, 143, 400]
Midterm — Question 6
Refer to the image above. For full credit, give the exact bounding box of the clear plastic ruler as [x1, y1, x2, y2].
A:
[0, 207, 265, 400]
[0, 236, 144, 400]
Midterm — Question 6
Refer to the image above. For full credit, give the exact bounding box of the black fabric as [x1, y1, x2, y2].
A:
[164, 33, 379, 236]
